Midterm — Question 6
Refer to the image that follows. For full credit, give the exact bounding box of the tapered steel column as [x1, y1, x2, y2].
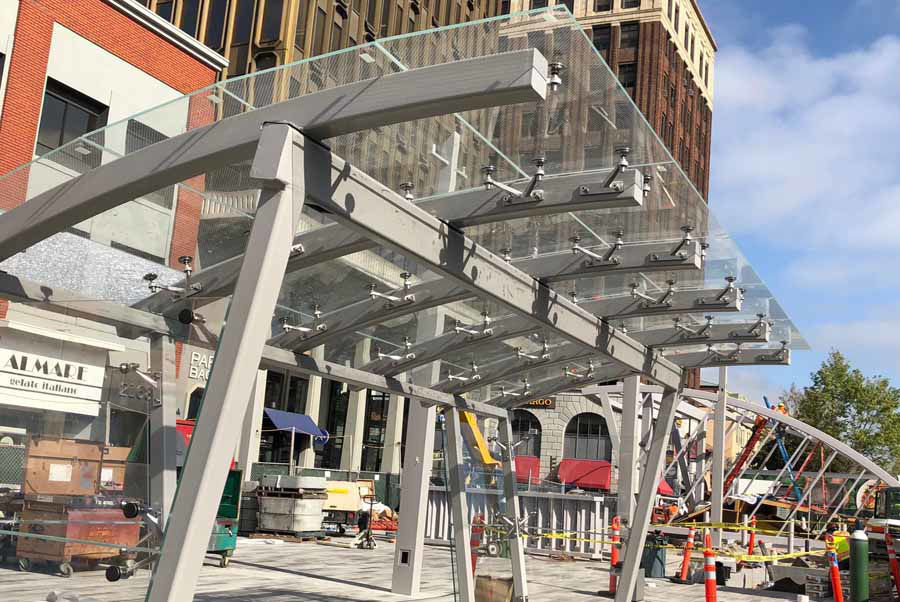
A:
[499, 415, 529, 601]
[298, 346, 324, 468]
[148, 334, 177, 528]
[147, 124, 302, 602]
[392, 308, 444, 595]
[446, 408, 475, 602]
[615, 388, 682, 602]
[618, 375, 641, 526]
[710, 367, 727, 547]
[640, 389, 653, 472]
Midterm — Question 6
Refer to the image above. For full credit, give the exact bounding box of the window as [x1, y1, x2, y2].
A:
[660, 111, 666, 135]
[261, 0, 284, 42]
[594, 0, 611, 10]
[674, 4, 679, 30]
[622, 0, 640, 8]
[313, 7, 328, 53]
[187, 387, 205, 420]
[619, 22, 639, 49]
[0, 53, 5, 90]
[531, 0, 548, 8]
[564, 413, 611, 461]
[520, 111, 537, 138]
[205, 0, 230, 51]
[511, 410, 542, 458]
[667, 0, 673, 19]
[331, 20, 343, 52]
[264, 371, 286, 408]
[233, 0, 254, 44]
[295, 0, 310, 51]
[36, 79, 108, 164]
[560, 0, 575, 14]
[592, 24, 610, 53]
[285, 375, 308, 414]
[684, 26, 689, 47]
[690, 34, 695, 60]
[178, 0, 202, 35]
[360, 390, 389, 472]
[614, 100, 631, 130]
[254, 53, 277, 104]
[704, 61, 709, 84]
[380, 0, 391, 36]
[125, 120, 173, 208]
[319, 381, 349, 468]
[500, 0, 511, 14]
[618, 62, 636, 95]
[155, 0, 173, 21]
[669, 83, 676, 107]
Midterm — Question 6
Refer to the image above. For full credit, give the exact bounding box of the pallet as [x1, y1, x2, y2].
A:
[248, 530, 329, 543]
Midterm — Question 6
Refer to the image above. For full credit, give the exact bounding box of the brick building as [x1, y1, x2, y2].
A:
[513, 0, 715, 198]
[0, 0, 225, 443]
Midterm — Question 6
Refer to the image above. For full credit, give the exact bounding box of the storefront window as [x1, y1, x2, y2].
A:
[285, 375, 308, 414]
[264, 371, 285, 409]
[510, 410, 541, 457]
[563, 413, 612, 461]
[319, 381, 348, 468]
[360, 390, 388, 472]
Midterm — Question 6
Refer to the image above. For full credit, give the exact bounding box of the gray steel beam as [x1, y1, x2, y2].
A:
[817, 470, 867, 538]
[666, 346, 790, 368]
[582, 383, 708, 422]
[361, 315, 536, 376]
[446, 409, 476, 602]
[511, 239, 702, 283]
[268, 279, 471, 352]
[258, 345, 508, 419]
[494, 365, 629, 409]
[616, 388, 681, 602]
[434, 344, 597, 394]
[148, 334, 178, 528]
[147, 124, 302, 601]
[300, 142, 684, 390]
[777, 450, 838, 533]
[577, 284, 743, 321]
[749, 436, 810, 520]
[589, 392, 621, 453]
[499, 416, 529, 600]
[629, 320, 770, 348]
[434, 166, 644, 227]
[710, 367, 727, 547]
[618, 375, 641, 525]
[0, 49, 548, 262]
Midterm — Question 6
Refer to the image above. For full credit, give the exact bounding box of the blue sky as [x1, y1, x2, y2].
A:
[698, 0, 900, 399]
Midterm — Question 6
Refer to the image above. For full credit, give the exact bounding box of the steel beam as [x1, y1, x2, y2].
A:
[589, 392, 621, 453]
[577, 285, 743, 320]
[492, 365, 630, 409]
[618, 375, 641, 525]
[666, 347, 790, 368]
[629, 320, 770, 348]
[268, 279, 470, 352]
[749, 436, 810, 520]
[445, 406, 476, 601]
[148, 334, 178, 528]
[361, 315, 536, 376]
[434, 344, 597, 394]
[300, 142, 684, 389]
[710, 367, 727, 547]
[0, 49, 548, 262]
[499, 416, 529, 600]
[511, 239, 702, 283]
[615, 388, 681, 602]
[147, 124, 302, 601]
[777, 450, 838, 533]
[817, 470, 867, 538]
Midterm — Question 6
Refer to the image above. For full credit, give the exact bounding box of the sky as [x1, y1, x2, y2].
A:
[697, 0, 900, 400]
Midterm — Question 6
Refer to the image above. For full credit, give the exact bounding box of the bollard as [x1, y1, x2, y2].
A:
[671, 526, 695, 584]
[788, 519, 795, 554]
[849, 529, 868, 602]
[704, 549, 717, 602]
[609, 516, 621, 594]
[747, 517, 757, 556]
[888, 532, 900, 597]
[826, 537, 844, 602]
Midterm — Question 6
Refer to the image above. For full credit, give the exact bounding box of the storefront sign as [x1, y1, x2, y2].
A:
[0, 349, 104, 402]
[189, 351, 215, 382]
[523, 397, 556, 410]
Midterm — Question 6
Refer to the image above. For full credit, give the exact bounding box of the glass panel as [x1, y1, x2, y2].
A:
[179, 0, 202, 36]
[205, 0, 230, 50]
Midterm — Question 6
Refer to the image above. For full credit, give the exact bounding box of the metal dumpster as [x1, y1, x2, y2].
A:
[207, 469, 241, 567]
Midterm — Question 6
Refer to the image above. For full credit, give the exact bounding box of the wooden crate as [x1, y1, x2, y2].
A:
[23, 436, 129, 497]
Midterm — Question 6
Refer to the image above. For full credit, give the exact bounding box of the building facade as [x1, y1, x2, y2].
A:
[0, 0, 225, 450]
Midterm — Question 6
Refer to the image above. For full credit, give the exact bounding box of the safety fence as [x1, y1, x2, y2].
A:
[425, 486, 616, 559]
[0, 445, 24, 487]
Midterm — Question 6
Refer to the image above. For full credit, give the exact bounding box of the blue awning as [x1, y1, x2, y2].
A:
[264, 408, 327, 439]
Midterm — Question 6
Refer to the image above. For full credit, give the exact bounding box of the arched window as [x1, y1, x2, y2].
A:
[564, 413, 611, 461]
[510, 410, 541, 457]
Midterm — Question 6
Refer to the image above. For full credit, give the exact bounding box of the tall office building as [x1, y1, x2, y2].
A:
[516, 0, 715, 198]
[134, 0, 505, 78]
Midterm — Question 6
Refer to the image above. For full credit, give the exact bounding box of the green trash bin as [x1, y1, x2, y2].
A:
[640, 533, 668, 578]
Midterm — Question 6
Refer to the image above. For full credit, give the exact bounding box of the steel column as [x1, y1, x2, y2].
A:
[147, 124, 302, 601]
[148, 334, 177, 528]
[618, 375, 641, 526]
[392, 309, 445, 595]
[298, 346, 324, 468]
[499, 416, 529, 601]
[590, 392, 620, 452]
[640, 390, 653, 472]
[615, 388, 682, 602]
[710, 367, 727, 547]
[446, 408, 476, 602]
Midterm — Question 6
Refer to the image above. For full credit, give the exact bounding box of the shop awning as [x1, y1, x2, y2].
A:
[263, 408, 327, 438]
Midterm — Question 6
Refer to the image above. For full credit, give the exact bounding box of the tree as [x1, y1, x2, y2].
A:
[780, 350, 900, 474]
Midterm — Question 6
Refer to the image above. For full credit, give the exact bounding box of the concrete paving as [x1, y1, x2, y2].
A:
[0, 536, 799, 601]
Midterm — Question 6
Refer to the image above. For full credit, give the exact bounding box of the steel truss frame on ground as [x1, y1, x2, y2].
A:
[0, 25, 812, 602]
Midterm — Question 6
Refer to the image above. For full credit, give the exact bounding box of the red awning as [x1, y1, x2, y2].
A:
[556, 459, 612, 491]
[515, 456, 541, 484]
[657, 478, 675, 496]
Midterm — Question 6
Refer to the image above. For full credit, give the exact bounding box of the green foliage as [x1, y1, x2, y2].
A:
[781, 350, 900, 474]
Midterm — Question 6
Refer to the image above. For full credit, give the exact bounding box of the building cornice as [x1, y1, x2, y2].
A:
[104, 0, 229, 72]
[689, 0, 717, 51]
